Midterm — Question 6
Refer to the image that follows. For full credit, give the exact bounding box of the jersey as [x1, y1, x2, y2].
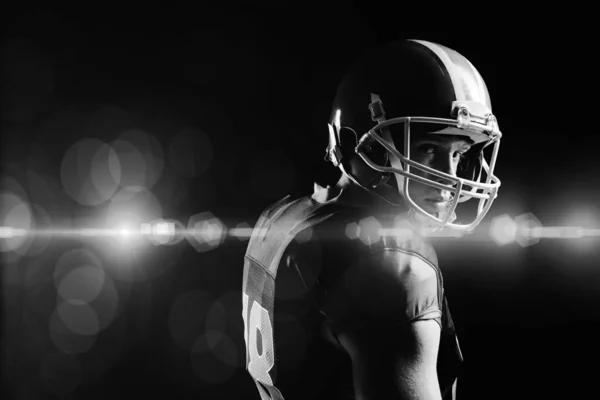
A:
[241, 184, 464, 400]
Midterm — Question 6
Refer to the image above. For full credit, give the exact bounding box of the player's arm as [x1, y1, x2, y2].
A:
[336, 318, 441, 400]
[323, 249, 443, 400]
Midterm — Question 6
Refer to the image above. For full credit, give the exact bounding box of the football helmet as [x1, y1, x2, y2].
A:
[326, 39, 502, 232]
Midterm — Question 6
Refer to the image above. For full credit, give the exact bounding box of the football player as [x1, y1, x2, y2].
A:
[242, 39, 502, 400]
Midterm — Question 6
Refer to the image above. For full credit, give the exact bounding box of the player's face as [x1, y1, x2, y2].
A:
[405, 133, 473, 214]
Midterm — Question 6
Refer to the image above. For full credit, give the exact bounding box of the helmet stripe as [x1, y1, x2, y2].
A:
[408, 39, 464, 101]
[408, 39, 490, 108]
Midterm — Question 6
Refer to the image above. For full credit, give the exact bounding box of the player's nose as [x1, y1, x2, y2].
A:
[430, 155, 458, 180]
[426, 173, 456, 187]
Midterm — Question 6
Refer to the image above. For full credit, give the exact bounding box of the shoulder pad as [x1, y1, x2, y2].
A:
[350, 211, 439, 268]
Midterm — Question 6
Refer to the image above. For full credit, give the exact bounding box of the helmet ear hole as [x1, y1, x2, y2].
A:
[356, 132, 389, 167]
[337, 126, 359, 149]
[342, 130, 391, 188]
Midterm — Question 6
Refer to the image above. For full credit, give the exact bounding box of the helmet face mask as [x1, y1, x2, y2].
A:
[356, 113, 501, 232]
[327, 39, 502, 232]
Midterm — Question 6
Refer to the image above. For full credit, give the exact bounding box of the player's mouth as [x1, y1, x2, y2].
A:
[425, 195, 451, 204]
[425, 199, 449, 210]
[423, 195, 453, 212]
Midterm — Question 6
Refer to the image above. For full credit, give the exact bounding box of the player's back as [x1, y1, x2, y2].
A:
[242, 191, 463, 399]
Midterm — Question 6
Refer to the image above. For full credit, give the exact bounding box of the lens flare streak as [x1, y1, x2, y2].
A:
[2, 224, 600, 245]
[528, 227, 600, 239]
[0, 225, 267, 241]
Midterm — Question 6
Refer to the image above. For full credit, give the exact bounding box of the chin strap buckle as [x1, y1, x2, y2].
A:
[369, 93, 386, 123]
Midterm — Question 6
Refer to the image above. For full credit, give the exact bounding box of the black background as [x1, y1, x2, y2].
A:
[2, 5, 600, 400]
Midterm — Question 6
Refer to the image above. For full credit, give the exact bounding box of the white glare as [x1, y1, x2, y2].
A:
[155, 221, 174, 236]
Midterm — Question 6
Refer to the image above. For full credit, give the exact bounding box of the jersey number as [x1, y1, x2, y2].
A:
[242, 292, 275, 385]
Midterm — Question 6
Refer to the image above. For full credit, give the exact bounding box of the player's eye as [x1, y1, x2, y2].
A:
[418, 144, 436, 155]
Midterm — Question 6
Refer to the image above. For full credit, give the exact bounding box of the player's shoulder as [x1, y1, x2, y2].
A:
[259, 193, 346, 227]
[248, 193, 349, 257]
[346, 210, 439, 270]
[343, 210, 442, 306]
[305, 208, 440, 284]
[318, 211, 443, 327]
[358, 212, 440, 295]
[258, 195, 297, 221]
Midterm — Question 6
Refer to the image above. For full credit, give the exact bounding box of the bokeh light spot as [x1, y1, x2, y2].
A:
[105, 186, 163, 249]
[358, 217, 382, 245]
[187, 212, 226, 252]
[147, 218, 184, 246]
[295, 226, 313, 243]
[57, 299, 100, 336]
[60, 138, 122, 206]
[345, 222, 360, 240]
[515, 212, 542, 248]
[89, 271, 120, 332]
[25, 169, 59, 216]
[151, 166, 191, 211]
[118, 128, 165, 189]
[90, 142, 122, 201]
[111, 138, 148, 190]
[231, 221, 253, 240]
[18, 203, 52, 258]
[53, 248, 103, 291]
[489, 214, 517, 246]
[49, 308, 97, 355]
[57, 266, 105, 303]
[0, 191, 33, 252]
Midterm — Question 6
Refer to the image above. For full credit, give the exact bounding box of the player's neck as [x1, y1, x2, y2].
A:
[332, 175, 382, 208]
[331, 174, 411, 215]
